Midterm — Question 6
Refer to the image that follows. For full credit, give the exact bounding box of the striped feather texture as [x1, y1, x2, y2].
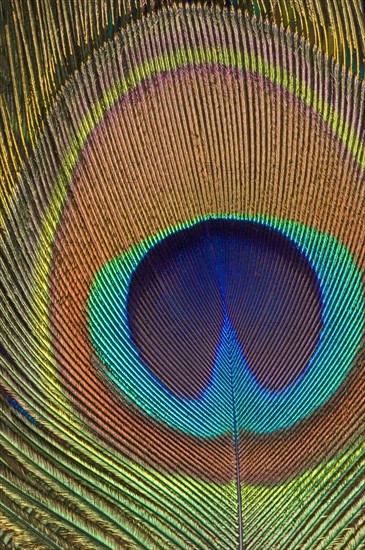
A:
[0, 1, 364, 548]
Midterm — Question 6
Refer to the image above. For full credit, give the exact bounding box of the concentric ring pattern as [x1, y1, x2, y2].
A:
[0, 3, 365, 548]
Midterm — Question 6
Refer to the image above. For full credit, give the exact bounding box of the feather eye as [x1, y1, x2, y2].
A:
[1, 2, 365, 548]
[89, 216, 363, 439]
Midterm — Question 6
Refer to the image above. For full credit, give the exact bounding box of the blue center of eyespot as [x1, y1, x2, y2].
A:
[88, 215, 364, 437]
[126, 219, 323, 398]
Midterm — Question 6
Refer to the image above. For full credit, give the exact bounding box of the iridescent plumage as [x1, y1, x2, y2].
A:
[0, 1, 364, 548]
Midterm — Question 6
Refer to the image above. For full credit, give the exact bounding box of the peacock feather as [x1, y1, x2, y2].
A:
[0, 1, 364, 548]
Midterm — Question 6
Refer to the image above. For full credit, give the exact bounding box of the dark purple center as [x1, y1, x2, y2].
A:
[127, 219, 323, 399]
